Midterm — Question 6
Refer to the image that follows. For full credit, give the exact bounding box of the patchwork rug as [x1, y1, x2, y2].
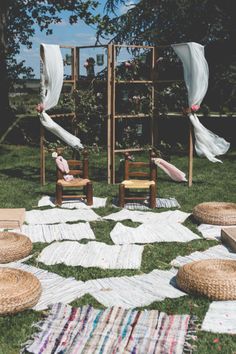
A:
[112, 197, 180, 210]
[110, 221, 200, 244]
[171, 244, 236, 268]
[202, 301, 236, 334]
[15, 223, 95, 243]
[38, 241, 144, 269]
[86, 268, 186, 308]
[104, 209, 190, 224]
[0, 262, 88, 311]
[23, 303, 192, 354]
[38, 196, 107, 209]
[25, 208, 100, 224]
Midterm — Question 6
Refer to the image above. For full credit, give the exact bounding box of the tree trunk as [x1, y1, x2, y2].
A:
[0, 2, 13, 138]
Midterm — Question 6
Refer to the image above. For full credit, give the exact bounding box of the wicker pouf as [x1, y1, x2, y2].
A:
[176, 259, 236, 300]
[193, 202, 236, 225]
[0, 232, 32, 264]
[0, 268, 42, 314]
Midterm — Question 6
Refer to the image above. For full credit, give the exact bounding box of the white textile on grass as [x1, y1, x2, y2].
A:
[38, 241, 144, 269]
[40, 44, 82, 150]
[25, 208, 100, 224]
[38, 195, 107, 209]
[172, 42, 230, 162]
[171, 244, 236, 268]
[197, 223, 236, 240]
[104, 209, 190, 224]
[18, 223, 95, 243]
[202, 301, 236, 334]
[110, 221, 200, 244]
[0, 262, 88, 311]
[86, 268, 186, 308]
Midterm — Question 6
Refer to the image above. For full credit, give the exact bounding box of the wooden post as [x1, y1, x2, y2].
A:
[107, 44, 112, 184]
[111, 44, 116, 184]
[150, 150, 157, 181]
[83, 149, 89, 179]
[188, 122, 193, 187]
[124, 152, 130, 180]
[40, 125, 45, 186]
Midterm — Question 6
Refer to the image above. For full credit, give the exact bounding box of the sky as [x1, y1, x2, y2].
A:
[17, 0, 136, 78]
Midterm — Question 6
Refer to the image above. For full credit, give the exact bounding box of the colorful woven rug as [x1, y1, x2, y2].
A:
[23, 303, 193, 354]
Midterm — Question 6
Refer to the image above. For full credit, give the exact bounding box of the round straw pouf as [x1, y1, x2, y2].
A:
[0, 267, 42, 314]
[0, 232, 32, 264]
[176, 259, 236, 300]
[193, 202, 236, 225]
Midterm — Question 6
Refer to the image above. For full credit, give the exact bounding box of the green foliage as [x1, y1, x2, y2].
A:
[73, 85, 107, 145]
[99, 0, 236, 112]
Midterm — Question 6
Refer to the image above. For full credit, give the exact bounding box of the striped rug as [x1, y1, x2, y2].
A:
[171, 244, 236, 268]
[17, 222, 95, 243]
[23, 303, 192, 354]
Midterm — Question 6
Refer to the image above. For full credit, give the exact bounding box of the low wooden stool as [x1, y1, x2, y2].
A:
[0, 208, 25, 229]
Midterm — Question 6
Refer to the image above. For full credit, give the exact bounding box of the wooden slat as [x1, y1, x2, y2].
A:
[114, 148, 145, 153]
[116, 80, 153, 84]
[114, 44, 154, 49]
[115, 114, 150, 119]
[128, 171, 150, 177]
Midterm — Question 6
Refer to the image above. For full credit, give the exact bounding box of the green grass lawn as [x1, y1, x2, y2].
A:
[0, 144, 236, 354]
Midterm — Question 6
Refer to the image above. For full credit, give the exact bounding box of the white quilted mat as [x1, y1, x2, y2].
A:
[202, 301, 236, 334]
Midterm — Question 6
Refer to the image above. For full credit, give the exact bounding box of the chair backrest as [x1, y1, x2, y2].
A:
[56, 149, 89, 180]
[124, 150, 157, 181]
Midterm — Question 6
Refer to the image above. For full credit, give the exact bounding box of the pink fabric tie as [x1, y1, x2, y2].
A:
[55, 156, 70, 174]
[55, 156, 74, 181]
[153, 158, 187, 182]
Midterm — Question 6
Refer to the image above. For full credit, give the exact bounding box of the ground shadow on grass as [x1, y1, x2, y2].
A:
[1, 166, 40, 181]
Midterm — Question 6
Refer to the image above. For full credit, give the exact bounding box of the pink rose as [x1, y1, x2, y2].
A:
[191, 104, 200, 112]
[124, 61, 131, 68]
[36, 103, 45, 113]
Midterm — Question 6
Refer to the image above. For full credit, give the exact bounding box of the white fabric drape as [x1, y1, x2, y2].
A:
[40, 43, 83, 150]
[172, 42, 230, 162]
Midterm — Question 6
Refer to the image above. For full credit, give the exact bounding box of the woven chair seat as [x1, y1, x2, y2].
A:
[0, 268, 41, 314]
[176, 259, 236, 300]
[121, 179, 155, 189]
[193, 202, 236, 225]
[57, 178, 90, 187]
[0, 232, 32, 264]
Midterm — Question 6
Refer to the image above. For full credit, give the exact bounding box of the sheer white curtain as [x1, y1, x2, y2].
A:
[172, 42, 230, 162]
[39, 43, 83, 150]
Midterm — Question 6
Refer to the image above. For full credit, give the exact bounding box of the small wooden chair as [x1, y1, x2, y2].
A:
[55, 150, 93, 206]
[119, 150, 157, 208]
